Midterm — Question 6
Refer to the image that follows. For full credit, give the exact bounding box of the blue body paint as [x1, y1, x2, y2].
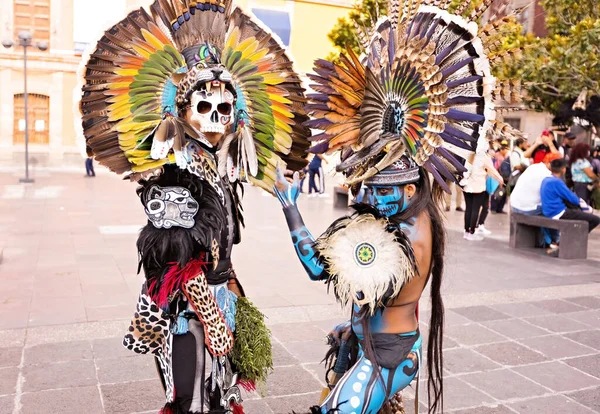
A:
[290, 226, 325, 280]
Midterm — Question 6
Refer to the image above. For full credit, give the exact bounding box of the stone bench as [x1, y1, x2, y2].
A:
[509, 213, 589, 259]
[333, 186, 349, 209]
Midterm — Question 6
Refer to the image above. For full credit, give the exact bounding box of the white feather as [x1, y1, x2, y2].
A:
[241, 126, 259, 177]
[317, 215, 415, 314]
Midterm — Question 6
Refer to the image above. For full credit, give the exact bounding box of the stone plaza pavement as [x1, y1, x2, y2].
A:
[0, 168, 599, 414]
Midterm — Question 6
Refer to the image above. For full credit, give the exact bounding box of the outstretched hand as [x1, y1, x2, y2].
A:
[273, 163, 300, 208]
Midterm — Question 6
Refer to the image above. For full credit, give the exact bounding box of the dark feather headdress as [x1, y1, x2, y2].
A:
[306, 0, 527, 192]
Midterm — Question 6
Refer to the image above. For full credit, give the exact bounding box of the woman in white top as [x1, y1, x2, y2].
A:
[460, 152, 504, 241]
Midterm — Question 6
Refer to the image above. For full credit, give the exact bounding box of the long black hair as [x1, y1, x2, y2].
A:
[391, 169, 446, 414]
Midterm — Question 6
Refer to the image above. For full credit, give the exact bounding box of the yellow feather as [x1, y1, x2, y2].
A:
[116, 120, 156, 133]
[226, 27, 241, 49]
[131, 44, 152, 59]
[238, 39, 260, 60]
[141, 28, 164, 52]
[107, 81, 134, 90]
[272, 103, 294, 119]
[130, 159, 168, 172]
[274, 117, 293, 134]
[262, 73, 285, 85]
[114, 68, 140, 77]
[267, 93, 292, 105]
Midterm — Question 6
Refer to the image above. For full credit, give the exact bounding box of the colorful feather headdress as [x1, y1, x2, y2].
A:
[79, 0, 310, 191]
[306, 0, 525, 191]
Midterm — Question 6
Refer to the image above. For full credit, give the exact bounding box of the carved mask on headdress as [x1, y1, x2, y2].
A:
[176, 44, 237, 138]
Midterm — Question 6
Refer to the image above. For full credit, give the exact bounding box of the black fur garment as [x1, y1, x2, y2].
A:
[136, 166, 227, 297]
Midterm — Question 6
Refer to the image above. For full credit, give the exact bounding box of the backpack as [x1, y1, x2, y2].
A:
[499, 157, 512, 180]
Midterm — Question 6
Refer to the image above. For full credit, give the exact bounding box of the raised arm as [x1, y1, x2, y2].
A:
[273, 167, 326, 281]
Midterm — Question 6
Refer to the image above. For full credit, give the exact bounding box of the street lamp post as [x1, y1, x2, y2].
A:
[2, 31, 48, 183]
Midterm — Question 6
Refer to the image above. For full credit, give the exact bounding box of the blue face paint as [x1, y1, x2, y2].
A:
[365, 185, 409, 217]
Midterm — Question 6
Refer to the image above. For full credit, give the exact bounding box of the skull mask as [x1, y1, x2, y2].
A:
[190, 81, 235, 134]
[144, 185, 199, 229]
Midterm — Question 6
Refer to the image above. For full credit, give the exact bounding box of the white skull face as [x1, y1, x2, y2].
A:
[190, 81, 234, 134]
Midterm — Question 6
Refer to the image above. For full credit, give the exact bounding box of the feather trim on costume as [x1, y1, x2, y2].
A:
[316, 211, 417, 315]
[137, 166, 227, 296]
[148, 257, 209, 309]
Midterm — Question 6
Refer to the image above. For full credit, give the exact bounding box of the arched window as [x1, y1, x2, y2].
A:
[13, 0, 51, 45]
[13, 94, 50, 144]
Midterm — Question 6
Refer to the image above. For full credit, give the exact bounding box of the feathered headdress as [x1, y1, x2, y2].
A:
[79, 0, 310, 191]
[306, 0, 526, 191]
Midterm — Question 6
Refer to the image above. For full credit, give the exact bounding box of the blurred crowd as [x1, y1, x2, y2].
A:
[445, 130, 600, 251]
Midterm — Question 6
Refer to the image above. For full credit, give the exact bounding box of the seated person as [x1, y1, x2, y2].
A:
[511, 153, 562, 215]
[541, 158, 600, 233]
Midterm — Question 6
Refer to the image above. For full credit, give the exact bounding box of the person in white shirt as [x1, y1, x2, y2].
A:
[509, 138, 533, 172]
[510, 153, 562, 215]
[461, 152, 504, 241]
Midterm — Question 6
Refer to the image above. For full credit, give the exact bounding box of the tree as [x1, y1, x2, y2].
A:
[500, 0, 600, 115]
[327, 0, 483, 61]
[327, 0, 387, 60]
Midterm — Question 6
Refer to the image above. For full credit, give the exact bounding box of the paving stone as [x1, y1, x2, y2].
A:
[567, 387, 600, 412]
[0, 346, 21, 368]
[474, 341, 548, 366]
[270, 321, 324, 342]
[283, 340, 328, 364]
[490, 302, 552, 318]
[452, 405, 515, 414]
[565, 310, 600, 327]
[0, 395, 14, 414]
[28, 306, 88, 327]
[265, 366, 322, 397]
[265, 391, 321, 413]
[445, 323, 505, 346]
[0, 311, 28, 329]
[524, 314, 590, 333]
[302, 362, 326, 387]
[461, 369, 548, 400]
[564, 296, 600, 309]
[92, 336, 133, 359]
[565, 354, 600, 379]
[241, 399, 274, 414]
[24, 340, 92, 365]
[86, 304, 133, 321]
[271, 341, 300, 367]
[96, 355, 156, 384]
[507, 395, 595, 414]
[444, 310, 472, 326]
[0, 329, 25, 348]
[22, 360, 97, 392]
[529, 299, 587, 314]
[514, 361, 600, 392]
[443, 348, 501, 374]
[566, 330, 600, 350]
[101, 379, 165, 413]
[481, 318, 549, 340]
[443, 336, 459, 350]
[518, 335, 596, 359]
[451, 306, 511, 322]
[0, 367, 18, 395]
[20, 386, 103, 414]
[435, 377, 495, 410]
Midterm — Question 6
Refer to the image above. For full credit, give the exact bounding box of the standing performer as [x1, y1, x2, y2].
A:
[79, 1, 310, 412]
[273, 0, 525, 411]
